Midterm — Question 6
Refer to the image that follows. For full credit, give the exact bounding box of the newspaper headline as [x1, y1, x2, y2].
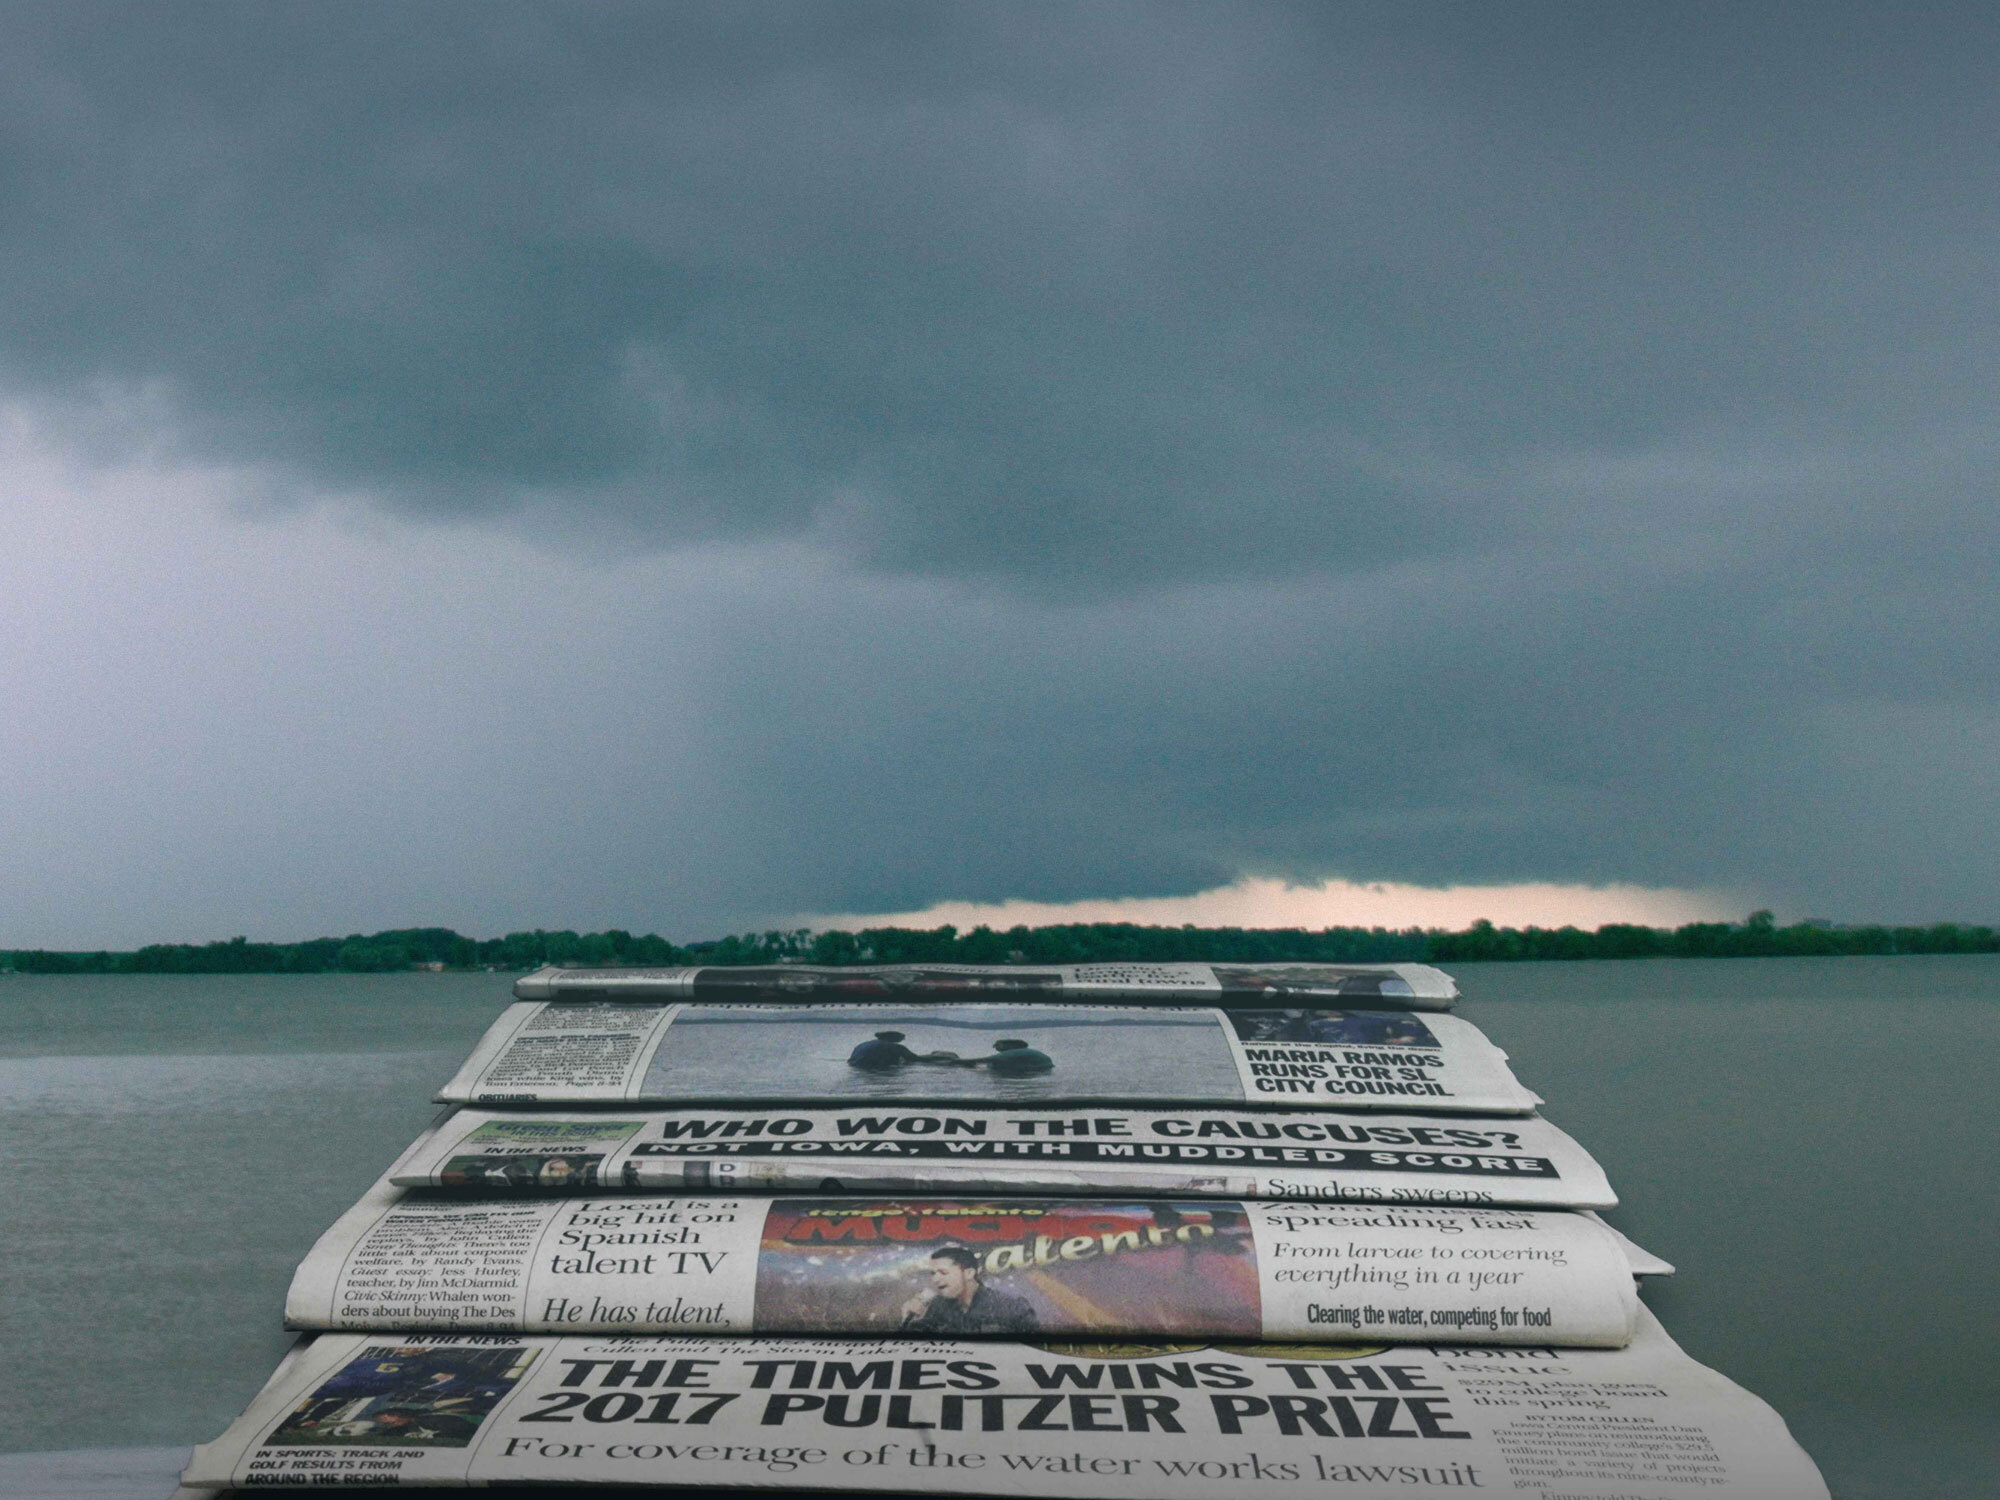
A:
[182, 1311, 1828, 1498]
[394, 1107, 1613, 1208]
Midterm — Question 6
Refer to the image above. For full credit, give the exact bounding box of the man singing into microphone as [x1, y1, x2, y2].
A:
[899, 1245, 1040, 1334]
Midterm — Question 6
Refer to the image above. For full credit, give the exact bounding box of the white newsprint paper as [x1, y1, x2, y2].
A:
[438, 1002, 1539, 1114]
[390, 1107, 1615, 1209]
[514, 962, 1459, 1010]
[183, 1309, 1828, 1498]
[288, 1183, 1645, 1348]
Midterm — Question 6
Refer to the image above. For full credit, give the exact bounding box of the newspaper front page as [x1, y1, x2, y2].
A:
[183, 1309, 1829, 1498]
[288, 1183, 1643, 1348]
[438, 1003, 1538, 1114]
[514, 962, 1459, 1010]
[392, 1107, 1615, 1209]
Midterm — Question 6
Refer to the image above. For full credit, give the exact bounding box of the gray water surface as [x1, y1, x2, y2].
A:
[0, 974, 502, 1462]
[1, 962, 1993, 1497]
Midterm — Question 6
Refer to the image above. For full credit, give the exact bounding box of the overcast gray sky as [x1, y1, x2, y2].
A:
[4, 2, 1997, 946]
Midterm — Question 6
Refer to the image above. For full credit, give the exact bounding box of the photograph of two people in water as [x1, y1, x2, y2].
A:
[639, 1004, 1438, 1102]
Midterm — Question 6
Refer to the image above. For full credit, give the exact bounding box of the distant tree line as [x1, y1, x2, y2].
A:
[1425, 910, 2000, 961]
[3, 911, 1998, 975]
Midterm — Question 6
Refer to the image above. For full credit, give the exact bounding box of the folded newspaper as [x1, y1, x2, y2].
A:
[393, 1106, 1615, 1208]
[439, 1002, 1538, 1113]
[515, 961, 1459, 1010]
[289, 1182, 1647, 1348]
[182, 1308, 1828, 1498]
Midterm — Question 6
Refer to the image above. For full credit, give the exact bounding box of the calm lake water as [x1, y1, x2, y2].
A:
[0, 960, 1994, 1498]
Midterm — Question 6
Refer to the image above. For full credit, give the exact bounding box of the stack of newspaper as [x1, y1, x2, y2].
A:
[182, 961, 1829, 1497]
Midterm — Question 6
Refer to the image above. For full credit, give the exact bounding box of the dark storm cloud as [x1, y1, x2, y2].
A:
[6, 2, 2000, 926]
[669, 535, 2000, 925]
[10, 2, 1994, 584]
